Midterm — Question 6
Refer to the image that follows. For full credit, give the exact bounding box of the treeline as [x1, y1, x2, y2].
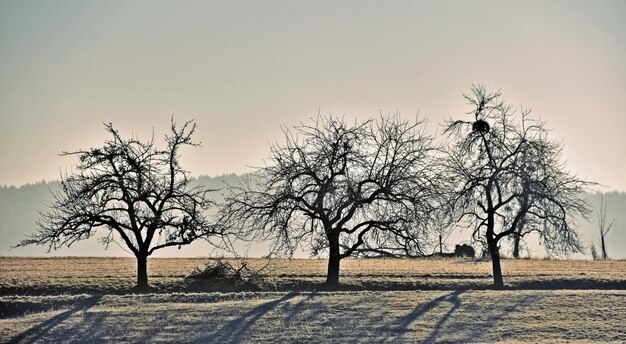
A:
[2, 177, 624, 257]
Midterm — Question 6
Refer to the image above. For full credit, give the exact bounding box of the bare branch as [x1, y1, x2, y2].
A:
[17, 119, 221, 290]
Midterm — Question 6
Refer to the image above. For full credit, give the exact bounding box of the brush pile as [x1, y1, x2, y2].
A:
[186, 258, 272, 291]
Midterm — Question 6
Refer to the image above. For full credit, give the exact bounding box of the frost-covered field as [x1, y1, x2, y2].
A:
[2, 290, 625, 343]
[1, 257, 625, 343]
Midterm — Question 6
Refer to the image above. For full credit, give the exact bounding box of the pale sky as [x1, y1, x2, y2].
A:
[1, 0, 625, 190]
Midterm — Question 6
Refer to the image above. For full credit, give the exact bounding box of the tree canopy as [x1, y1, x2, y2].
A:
[444, 86, 592, 288]
[18, 119, 221, 291]
[220, 115, 444, 286]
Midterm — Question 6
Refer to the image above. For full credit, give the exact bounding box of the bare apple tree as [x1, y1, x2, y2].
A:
[444, 86, 592, 288]
[18, 119, 221, 292]
[220, 115, 443, 287]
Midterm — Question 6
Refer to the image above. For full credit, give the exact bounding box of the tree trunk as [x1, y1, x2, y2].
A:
[488, 239, 504, 289]
[601, 235, 608, 259]
[325, 234, 341, 288]
[439, 234, 443, 254]
[512, 217, 526, 258]
[136, 254, 149, 292]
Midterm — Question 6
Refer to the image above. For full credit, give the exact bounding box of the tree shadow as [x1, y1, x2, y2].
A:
[455, 293, 541, 343]
[63, 311, 108, 344]
[391, 291, 460, 335]
[430, 293, 541, 343]
[384, 291, 541, 343]
[279, 291, 391, 342]
[8, 294, 103, 344]
[422, 291, 463, 343]
[283, 291, 319, 324]
[0, 298, 86, 319]
[203, 291, 300, 343]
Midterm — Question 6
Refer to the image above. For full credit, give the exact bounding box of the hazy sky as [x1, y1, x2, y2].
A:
[1, 0, 625, 190]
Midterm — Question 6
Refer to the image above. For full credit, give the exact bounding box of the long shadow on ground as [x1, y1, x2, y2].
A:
[382, 290, 542, 343]
[7, 294, 103, 344]
[200, 291, 300, 343]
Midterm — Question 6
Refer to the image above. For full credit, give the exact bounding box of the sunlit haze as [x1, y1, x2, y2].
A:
[1, 1, 625, 191]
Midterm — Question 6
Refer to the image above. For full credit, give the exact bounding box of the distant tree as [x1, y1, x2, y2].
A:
[444, 86, 592, 288]
[597, 195, 614, 259]
[17, 119, 220, 292]
[590, 243, 598, 260]
[511, 217, 527, 258]
[219, 115, 443, 287]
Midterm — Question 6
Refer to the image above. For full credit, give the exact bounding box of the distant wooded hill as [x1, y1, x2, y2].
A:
[1, 176, 624, 259]
[0, 174, 245, 258]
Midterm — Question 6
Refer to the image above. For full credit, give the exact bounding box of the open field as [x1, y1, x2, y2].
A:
[0, 290, 626, 343]
[1, 257, 625, 343]
[1, 257, 625, 294]
[2, 290, 625, 343]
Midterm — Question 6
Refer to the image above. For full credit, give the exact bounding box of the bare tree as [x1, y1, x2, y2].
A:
[590, 243, 598, 260]
[220, 115, 443, 287]
[597, 195, 614, 259]
[17, 119, 220, 292]
[444, 86, 592, 288]
[511, 216, 527, 258]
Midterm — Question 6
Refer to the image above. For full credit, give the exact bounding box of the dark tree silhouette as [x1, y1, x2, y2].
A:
[597, 195, 614, 259]
[444, 86, 592, 288]
[220, 115, 442, 287]
[18, 119, 220, 292]
[511, 216, 527, 258]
